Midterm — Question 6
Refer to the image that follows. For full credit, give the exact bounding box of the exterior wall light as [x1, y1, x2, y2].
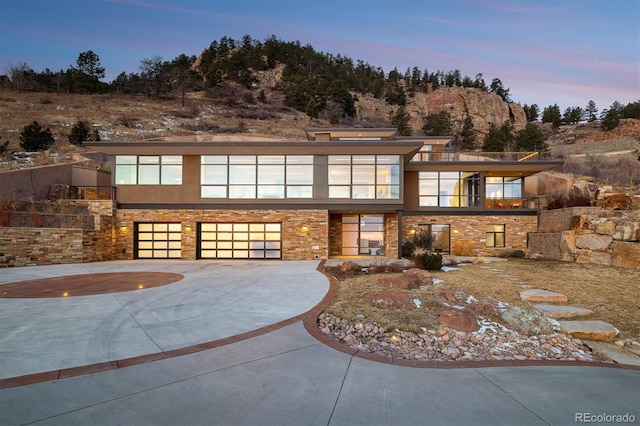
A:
[300, 225, 310, 233]
[409, 229, 416, 235]
[453, 229, 459, 234]
[185, 225, 192, 234]
[119, 223, 128, 232]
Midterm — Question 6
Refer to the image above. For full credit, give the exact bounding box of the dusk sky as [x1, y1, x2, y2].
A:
[1, 0, 638, 112]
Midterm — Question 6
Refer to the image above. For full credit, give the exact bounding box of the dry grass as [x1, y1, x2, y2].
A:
[325, 259, 640, 340]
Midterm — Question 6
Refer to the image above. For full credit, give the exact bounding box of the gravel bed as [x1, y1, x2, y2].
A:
[318, 313, 604, 362]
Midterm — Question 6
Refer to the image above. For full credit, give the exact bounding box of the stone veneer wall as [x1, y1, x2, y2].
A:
[0, 227, 114, 267]
[115, 209, 329, 261]
[402, 214, 538, 256]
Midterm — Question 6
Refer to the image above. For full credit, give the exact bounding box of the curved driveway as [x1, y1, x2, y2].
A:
[0, 260, 638, 425]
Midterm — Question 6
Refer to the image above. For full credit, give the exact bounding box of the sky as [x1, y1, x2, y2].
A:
[1, 0, 638, 112]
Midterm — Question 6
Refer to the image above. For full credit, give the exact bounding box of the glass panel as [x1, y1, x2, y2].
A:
[234, 241, 249, 249]
[138, 241, 153, 249]
[154, 250, 166, 257]
[201, 250, 216, 257]
[154, 241, 168, 249]
[168, 233, 181, 241]
[161, 155, 182, 165]
[138, 232, 153, 240]
[251, 241, 265, 249]
[420, 196, 438, 206]
[286, 164, 313, 184]
[495, 233, 505, 246]
[161, 165, 182, 185]
[218, 224, 233, 232]
[154, 224, 168, 232]
[328, 165, 350, 185]
[265, 223, 281, 232]
[234, 233, 248, 241]
[233, 250, 249, 258]
[229, 185, 256, 198]
[201, 165, 227, 184]
[265, 232, 280, 240]
[217, 250, 233, 258]
[115, 165, 136, 184]
[218, 232, 233, 240]
[486, 233, 496, 247]
[201, 223, 216, 231]
[168, 241, 182, 249]
[258, 155, 284, 164]
[201, 232, 216, 239]
[352, 165, 375, 184]
[250, 232, 265, 240]
[329, 186, 350, 198]
[258, 185, 285, 199]
[229, 155, 255, 164]
[168, 223, 181, 232]
[116, 155, 136, 165]
[287, 186, 313, 198]
[218, 241, 233, 249]
[286, 155, 313, 164]
[265, 250, 280, 258]
[419, 179, 438, 196]
[265, 241, 281, 249]
[229, 165, 255, 184]
[352, 185, 375, 199]
[201, 241, 216, 249]
[234, 224, 249, 232]
[138, 223, 153, 232]
[139, 156, 159, 164]
[201, 186, 227, 198]
[258, 164, 284, 184]
[138, 250, 153, 258]
[353, 155, 375, 164]
[250, 250, 265, 258]
[328, 155, 350, 164]
[138, 165, 159, 184]
[376, 155, 399, 165]
[201, 155, 227, 164]
[249, 223, 264, 231]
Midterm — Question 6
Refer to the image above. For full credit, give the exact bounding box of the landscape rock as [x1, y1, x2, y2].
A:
[594, 221, 616, 236]
[605, 194, 632, 210]
[501, 306, 554, 335]
[558, 320, 618, 342]
[404, 268, 433, 285]
[534, 304, 593, 319]
[575, 234, 612, 251]
[575, 249, 612, 266]
[377, 276, 421, 290]
[365, 290, 413, 308]
[340, 261, 358, 272]
[438, 308, 478, 332]
[520, 289, 568, 303]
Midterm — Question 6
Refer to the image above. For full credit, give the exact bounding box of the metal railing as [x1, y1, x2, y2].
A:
[411, 151, 540, 162]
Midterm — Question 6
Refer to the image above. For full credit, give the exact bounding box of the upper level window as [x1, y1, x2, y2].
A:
[419, 171, 480, 207]
[115, 155, 182, 185]
[201, 155, 313, 199]
[486, 177, 523, 199]
[328, 155, 400, 199]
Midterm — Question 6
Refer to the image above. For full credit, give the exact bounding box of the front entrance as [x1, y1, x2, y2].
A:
[341, 214, 385, 255]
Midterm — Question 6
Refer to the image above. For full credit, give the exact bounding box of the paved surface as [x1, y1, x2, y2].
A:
[1, 260, 639, 426]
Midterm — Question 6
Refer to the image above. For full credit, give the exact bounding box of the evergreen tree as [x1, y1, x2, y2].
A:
[524, 104, 539, 122]
[459, 116, 476, 150]
[19, 121, 54, 151]
[601, 108, 620, 130]
[390, 106, 412, 136]
[489, 78, 511, 102]
[563, 106, 583, 124]
[515, 122, 547, 152]
[482, 122, 510, 152]
[422, 110, 452, 136]
[68, 121, 91, 146]
[542, 104, 562, 128]
[585, 100, 598, 122]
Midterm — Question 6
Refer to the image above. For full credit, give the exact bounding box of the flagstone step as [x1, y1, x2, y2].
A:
[520, 289, 568, 303]
[534, 304, 593, 319]
[584, 341, 640, 366]
[557, 320, 618, 343]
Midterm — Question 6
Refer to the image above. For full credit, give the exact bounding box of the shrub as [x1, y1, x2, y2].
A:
[452, 239, 474, 256]
[68, 121, 90, 146]
[401, 228, 434, 257]
[415, 252, 443, 271]
[19, 121, 54, 151]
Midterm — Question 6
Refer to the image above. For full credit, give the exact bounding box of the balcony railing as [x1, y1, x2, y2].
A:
[411, 151, 540, 162]
[485, 198, 539, 209]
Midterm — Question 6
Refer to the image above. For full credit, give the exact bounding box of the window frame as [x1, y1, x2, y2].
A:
[486, 224, 506, 248]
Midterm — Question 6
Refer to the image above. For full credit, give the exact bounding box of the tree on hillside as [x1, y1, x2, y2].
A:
[489, 78, 511, 102]
[20, 121, 54, 151]
[390, 106, 412, 136]
[515, 122, 547, 153]
[482, 121, 513, 152]
[523, 104, 539, 122]
[621, 100, 640, 119]
[73, 51, 106, 93]
[384, 68, 406, 105]
[600, 107, 620, 131]
[459, 116, 476, 150]
[542, 104, 562, 128]
[563, 106, 583, 124]
[68, 121, 100, 146]
[5, 62, 32, 92]
[585, 100, 598, 122]
[422, 110, 453, 136]
[139, 56, 168, 97]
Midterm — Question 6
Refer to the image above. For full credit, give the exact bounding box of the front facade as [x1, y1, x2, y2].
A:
[86, 128, 562, 261]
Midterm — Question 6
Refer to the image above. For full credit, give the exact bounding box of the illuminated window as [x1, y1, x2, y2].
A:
[419, 171, 480, 207]
[115, 156, 182, 185]
[328, 155, 399, 199]
[486, 224, 505, 247]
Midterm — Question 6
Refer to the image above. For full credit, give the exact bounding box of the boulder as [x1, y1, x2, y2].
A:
[404, 268, 433, 285]
[437, 307, 478, 332]
[340, 261, 358, 272]
[575, 233, 613, 251]
[501, 306, 554, 335]
[594, 221, 616, 236]
[575, 250, 612, 266]
[558, 320, 618, 342]
[611, 241, 640, 269]
[377, 276, 421, 290]
[605, 194, 632, 210]
[365, 290, 413, 308]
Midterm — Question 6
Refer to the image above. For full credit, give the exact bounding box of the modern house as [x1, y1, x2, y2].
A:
[85, 128, 562, 261]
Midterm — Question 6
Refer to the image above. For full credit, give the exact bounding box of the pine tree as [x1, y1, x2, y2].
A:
[459, 116, 476, 150]
[19, 121, 54, 151]
[390, 106, 412, 136]
[422, 111, 452, 136]
[585, 100, 598, 122]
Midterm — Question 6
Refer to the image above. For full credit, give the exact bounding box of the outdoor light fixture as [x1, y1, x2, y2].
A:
[119, 223, 128, 232]
[300, 225, 310, 233]
[184, 225, 192, 234]
[453, 229, 459, 234]
[409, 229, 416, 235]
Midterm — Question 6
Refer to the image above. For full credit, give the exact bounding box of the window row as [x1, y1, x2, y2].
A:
[418, 172, 522, 207]
[201, 155, 314, 199]
[328, 155, 400, 199]
[116, 156, 183, 185]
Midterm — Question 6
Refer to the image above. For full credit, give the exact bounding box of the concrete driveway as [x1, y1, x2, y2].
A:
[0, 260, 638, 425]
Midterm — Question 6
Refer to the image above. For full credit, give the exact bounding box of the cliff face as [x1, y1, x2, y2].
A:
[408, 87, 527, 142]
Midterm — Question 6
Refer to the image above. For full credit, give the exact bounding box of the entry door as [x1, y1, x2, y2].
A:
[342, 214, 384, 255]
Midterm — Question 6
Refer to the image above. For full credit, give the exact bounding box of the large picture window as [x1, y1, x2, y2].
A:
[201, 155, 313, 199]
[486, 224, 505, 247]
[419, 171, 480, 207]
[328, 155, 400, 199]
[485, 177, 523, 208]
[115, 155, 182, 185]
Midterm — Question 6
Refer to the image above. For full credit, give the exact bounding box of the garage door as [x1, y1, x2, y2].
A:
[136, 223, 182, 259]
[199, 223, 281, 259]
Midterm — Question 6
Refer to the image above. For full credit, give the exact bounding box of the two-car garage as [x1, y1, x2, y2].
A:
[135, 222, 282, 260]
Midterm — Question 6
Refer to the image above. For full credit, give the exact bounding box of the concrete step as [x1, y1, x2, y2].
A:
[558, 320, 618, 343]
[520, 289, 568, 303]
[534, 304, 593, 319]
